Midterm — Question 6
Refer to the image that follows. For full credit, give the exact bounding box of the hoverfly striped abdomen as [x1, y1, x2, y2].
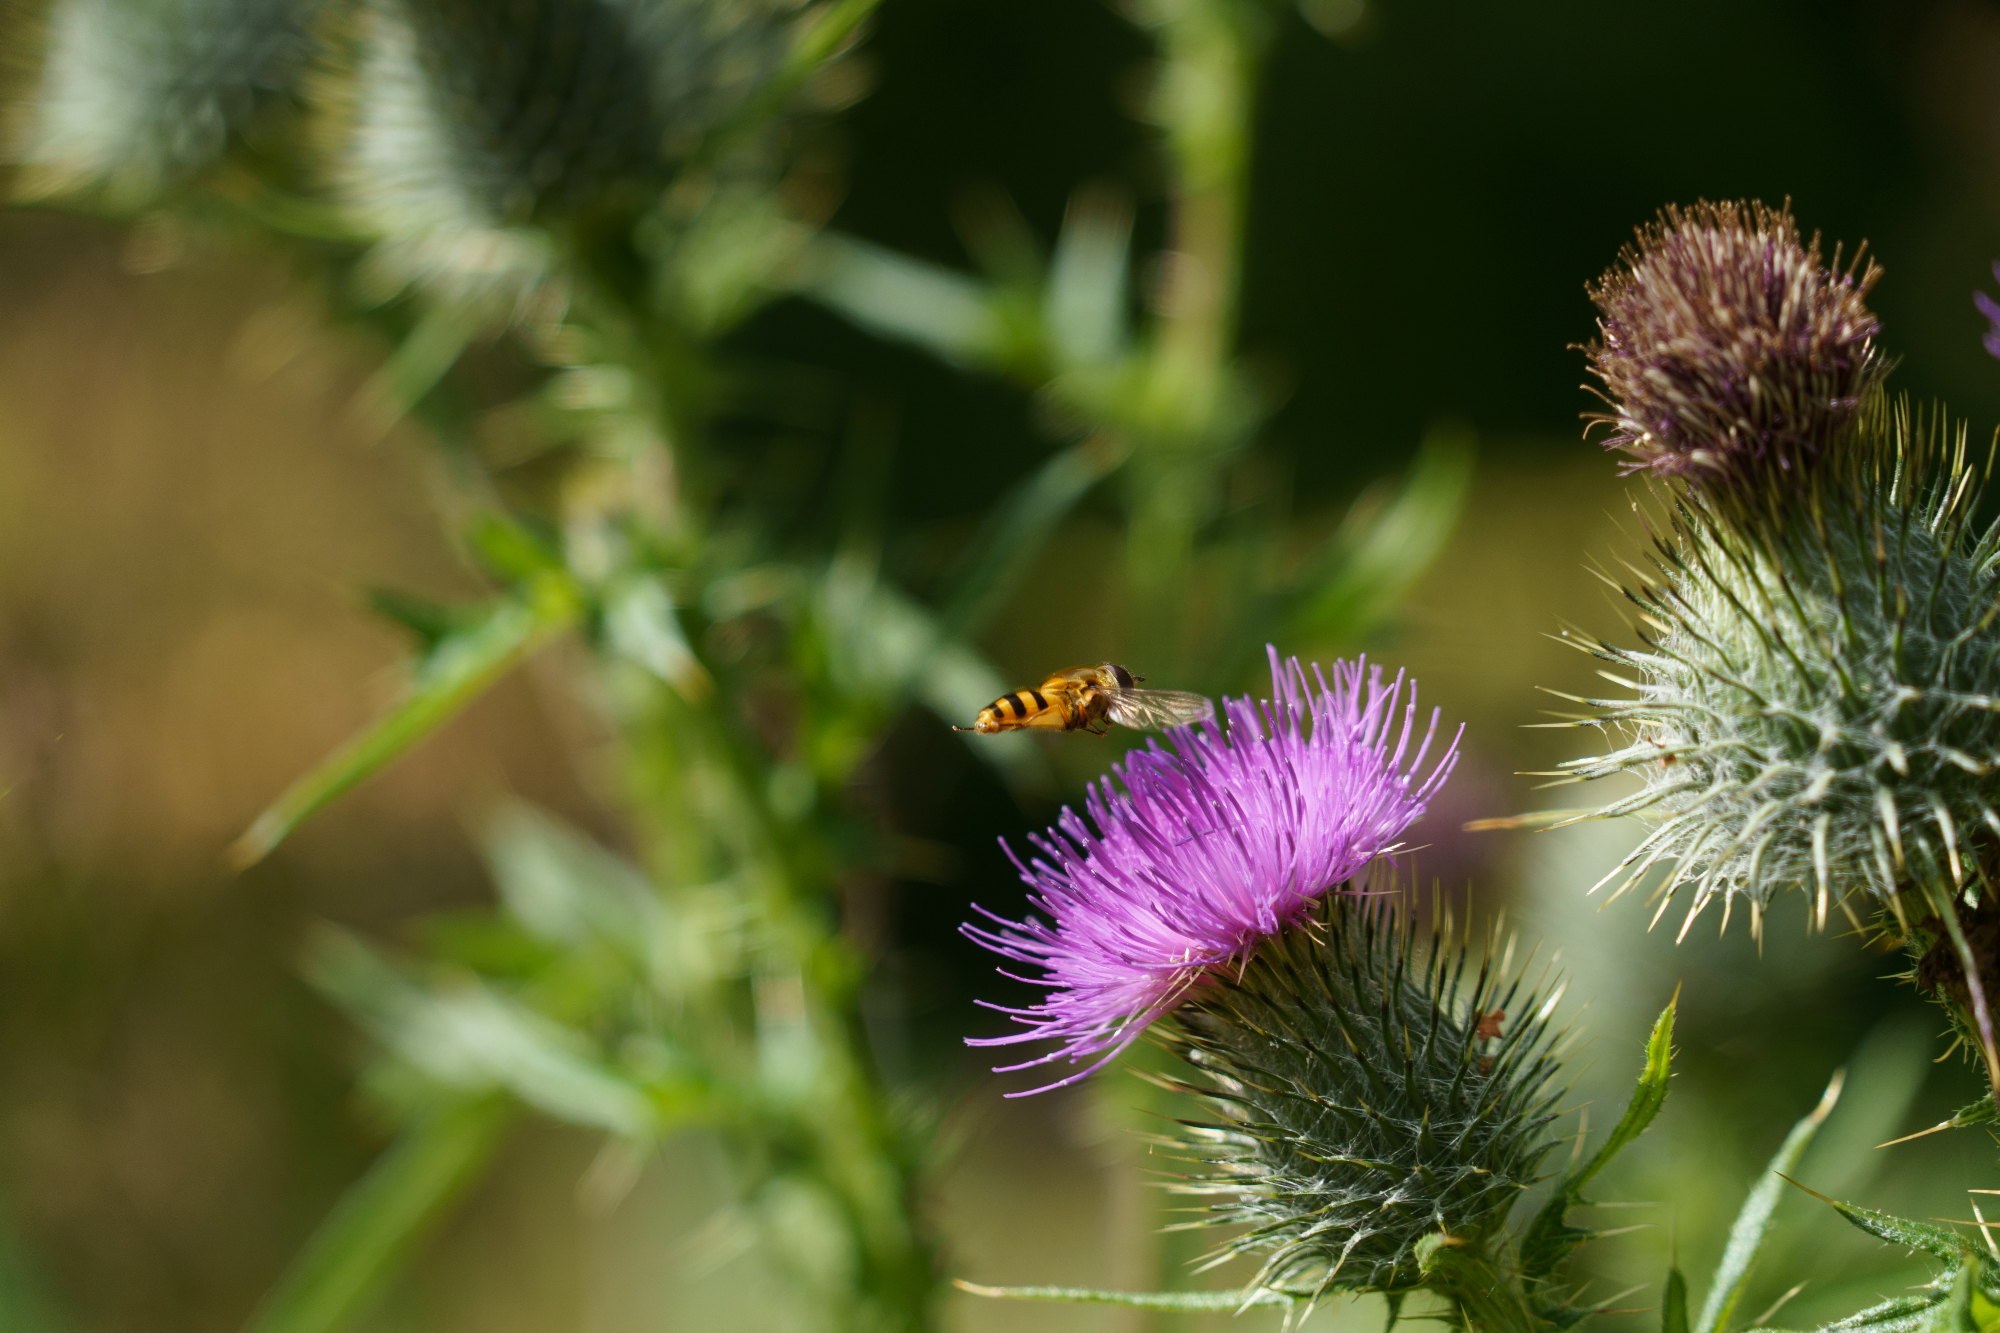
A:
[954, 663, 1212, 737]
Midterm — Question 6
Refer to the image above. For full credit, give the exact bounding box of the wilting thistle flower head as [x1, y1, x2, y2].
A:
[1162, 895, 1565, 1300]
[963, 649, 1459, 1092]
[1583, 200, 1884, 489]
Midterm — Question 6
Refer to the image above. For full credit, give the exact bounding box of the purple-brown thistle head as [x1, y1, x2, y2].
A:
[1583, 200, 1884, 488]
[963, 648, 1459, 1093]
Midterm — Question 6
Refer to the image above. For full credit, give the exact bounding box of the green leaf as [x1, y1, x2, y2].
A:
[1521, 997, 1676, 1280]
[938, 433, 1127, 641]
[1286, 422, 1476, 644]
[1696, 1071, 1845, 1333]
[1882, 1094, 1996, 1148]
[303, 927, 680, 1139]
[479, 799, 717, 1002]
[1821, 1198, 1974, 1265]
[1665, 1267, 1691, 1333]
[953, 1281, 1302, 1312]
[465, 513, 565, 585]
[244, 1097, 514, 1333]
[795, 234, 1006, 368]
[364, 587, 466, 655]
[230, 582, 579, 867]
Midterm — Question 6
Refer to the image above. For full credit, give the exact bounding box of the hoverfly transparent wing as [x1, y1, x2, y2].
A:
[1104, 689, 1215, 731]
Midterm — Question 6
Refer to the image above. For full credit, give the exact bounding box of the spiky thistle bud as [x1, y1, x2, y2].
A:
[331, 0, 797, 299]
[1553, 205, 2000, 1087]
[16, 0, 321, 204]
[1582, 200, 1884, 492]
[1157, 894, 1566, 1304]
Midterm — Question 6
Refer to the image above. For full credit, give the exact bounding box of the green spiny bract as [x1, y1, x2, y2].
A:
[1155, 896, 1566, 1302]
[1559, 400, 2000, 939]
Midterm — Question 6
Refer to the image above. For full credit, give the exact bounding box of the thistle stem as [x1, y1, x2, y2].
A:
[1122, 0, 1262, 676]
[1416, 1238, 1542, 1333]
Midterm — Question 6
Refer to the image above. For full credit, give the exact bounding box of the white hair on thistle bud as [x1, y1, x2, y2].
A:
[1558, 400, 2000, 940]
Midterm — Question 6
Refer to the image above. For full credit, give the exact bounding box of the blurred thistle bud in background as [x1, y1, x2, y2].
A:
[963, 648, 1460, 1092]
[16, 0, 323, 203]
[330, 0, 800, 302]
[1581, 200, 1885, 493]
[1553, 199, 2000, 1094]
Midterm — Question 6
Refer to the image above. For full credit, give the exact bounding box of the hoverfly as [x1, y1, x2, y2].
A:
[955, 663, 1214, 737]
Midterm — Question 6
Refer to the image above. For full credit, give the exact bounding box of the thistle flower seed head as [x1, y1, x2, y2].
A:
[963, 648, 1460, 1093]
[1160, 894, 1565, 1299]
[1560, 402, 2000, 937]
[1583, 200, 1884, 490]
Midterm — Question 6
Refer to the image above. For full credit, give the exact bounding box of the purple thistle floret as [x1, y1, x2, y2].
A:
[963, 647, 1460, 1094]
[1977, 262, 2000, 361]
[1583, 200, 1883, 488]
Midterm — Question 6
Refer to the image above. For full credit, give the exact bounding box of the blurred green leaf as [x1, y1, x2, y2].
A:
[816, 556, 1047, 789]
[352, 302, 481, 436]
[1522, 997, 1676, 1282]
[230, 582, 579, 867]
[1043, 187, 1131, 370]
[939, 432, 1127, 641]
[244, 1097, 514, 1333]
[364, 586, 466, 654]
[0, 1189, 67, 1333]
[304, 926, 687, 1139]
[953, 1281, 1301, 1311]
[603, 575, 712, 699]
[1665, 1267, 1692, 1333]
[1287, 421, 1475, 644]
[795, 234, 1007, 368]
[465, 512, 565, 584]
[480, 799, 719, 1002]
[1696, 1071, 1845, 1333]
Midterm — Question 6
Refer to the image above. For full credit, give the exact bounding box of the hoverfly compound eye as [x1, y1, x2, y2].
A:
[1111, 665, 1135, 690]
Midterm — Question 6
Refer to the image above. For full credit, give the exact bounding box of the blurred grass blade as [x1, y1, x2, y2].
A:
[231, 584, 578, 868]
[1288, 422, 1475, 643]
[350, 303, 481, 439]
[1044, 187, 1131, 369]
[1695, 1071, 1845, 1333]
[953, 1281, 1299, 1311]
[1521, 997, 1676, 1279]
[245, 1097, 514, 1333]
[795, 234, 1002, 366]
[940, 432, 1127, 639]
[1664, 1267, 1691, 1333]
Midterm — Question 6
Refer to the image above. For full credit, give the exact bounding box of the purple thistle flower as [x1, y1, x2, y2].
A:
[1582, 199, 1883, 489]
[1977, 262, 2000, 361]
[963, 648, 1460, 1094]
